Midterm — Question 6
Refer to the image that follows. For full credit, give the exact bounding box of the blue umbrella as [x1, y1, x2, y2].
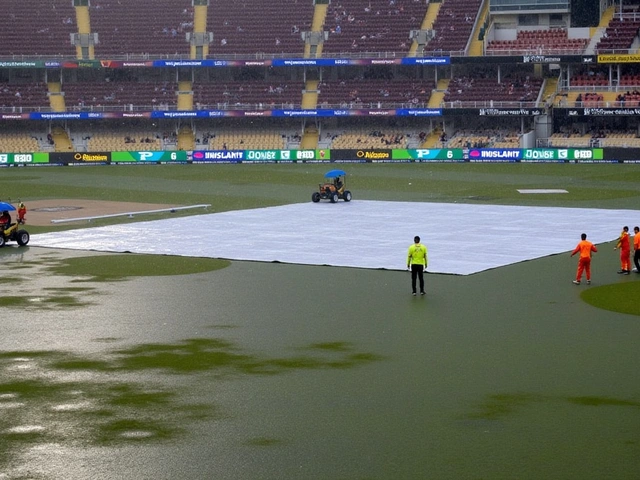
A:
[0, 202, 16, 212]
[324, 169, 346, 178]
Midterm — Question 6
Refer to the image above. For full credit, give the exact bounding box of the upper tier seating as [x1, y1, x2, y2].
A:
[443, 76, 543, 106]
[207, 0, 314, 57]
[595, 17, 640, 53]
[193, 80, 305, 109]
[0, 83, 49, 110]
[570, 72, 609, 87]
[90, 1, 193, 57]
[62, 81, 178, 110]
[321, 0, 426, 56]
[487, 29, 589, 55]
[317, 78, 436, 108]
[0, 0, 77, 57]
[423, 0, 482, 54]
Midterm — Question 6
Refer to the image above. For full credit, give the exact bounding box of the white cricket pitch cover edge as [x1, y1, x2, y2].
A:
[29, 201, 638, 275]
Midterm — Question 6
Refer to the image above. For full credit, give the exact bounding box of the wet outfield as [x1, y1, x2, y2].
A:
[1, 245, 639, 480]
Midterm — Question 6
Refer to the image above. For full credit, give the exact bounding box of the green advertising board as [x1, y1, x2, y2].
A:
[393, 149, 465, 161]
[0, 152, 49, 165]
[521, 148, 604, 161]
[243, 150, 326, 162]
[111, 151, 188, 163]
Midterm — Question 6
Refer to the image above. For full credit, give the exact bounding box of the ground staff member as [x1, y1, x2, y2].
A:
[633, 226, 640, 273]
[407, 236, 428, 295]
[571, 233, 597, 285]
[614, 225, 631, 274]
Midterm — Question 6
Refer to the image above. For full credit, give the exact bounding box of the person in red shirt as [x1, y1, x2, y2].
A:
[17, 202, 26, 225]
[0, 210, 11, 230]
[633, 226, 640, 273]
[571, 233, 598, 285]
[614, 226, 631, 274]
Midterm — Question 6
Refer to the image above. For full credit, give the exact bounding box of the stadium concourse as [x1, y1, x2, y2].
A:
[30, 200, 637, 276]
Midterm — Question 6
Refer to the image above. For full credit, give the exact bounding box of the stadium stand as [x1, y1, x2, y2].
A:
[442, 75, 543, 107]
[486, 29, 589, 55]
[193, 80, 305, 110]
[89, 1, 193, 57]
[0, 82, 49, 111]
[594, 16, 640, 53]
[1, 0, 76, 58]
[2, 0, 640, 154]
[320, 0, 427, 56]
[422, 0, 483, 54]
[62, 81, 178, 111]
[206, 0, 314, 57]
[317, 78, 436, 108]
[0, 128, 42, 153]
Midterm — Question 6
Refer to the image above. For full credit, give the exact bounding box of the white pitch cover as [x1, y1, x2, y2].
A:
[30, 201, 637, 275]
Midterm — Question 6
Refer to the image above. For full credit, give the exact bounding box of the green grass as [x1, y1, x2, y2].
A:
[48, 253, 230, 279]
[3, 163, 639, 308]
[580, 282, 640, 316]
[3, 163, 640, 235]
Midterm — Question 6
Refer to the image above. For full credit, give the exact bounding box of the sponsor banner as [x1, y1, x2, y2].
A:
[191, 150, 244, 163]
[478, 107, 544, 116]
[521, 149, 566, 162]
[273, 109, 336, 117]
[0, 153, 49, 166]
[467, 149, 521, 162]
[1, 113, 30, 120]
[0, 60, 43, 68]
[393, 149, 465, 161]
[189, 149, 324, 163]
[521, 148, 604, 161]
[243, 150, 293, 162]
[111, 151, 188, 163]
[58, 60, 103, 69]
[272, 59, 345, 67]
[331, 149, 393, 162]
[49, 152, 111, 165]
[31, 112, 107, 120]
[597, 54, 640, 63]
[583, 107, 640, 116]
[396, 108, 442, 116]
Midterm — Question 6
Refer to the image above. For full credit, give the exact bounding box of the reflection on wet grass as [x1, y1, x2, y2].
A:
[464, 393, 543, 420]
[566, 396, 640, 407]
[463, 393, 640, 422]
[43, 286, 97, 293]
[0, 338, 382, 469]
[247, 437, 284, 447]
[48, 254, 231, 281]
[50, 338, 385, 376]
[0, 295, 94, 309]
[98, 419, 180, 444]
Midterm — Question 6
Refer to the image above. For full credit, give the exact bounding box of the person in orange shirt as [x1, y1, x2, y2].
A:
[17, 202, 26, 224]
[613, 226, 631, 274]
[633, 226, 640, 273]
[571, 233, 598, 285]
